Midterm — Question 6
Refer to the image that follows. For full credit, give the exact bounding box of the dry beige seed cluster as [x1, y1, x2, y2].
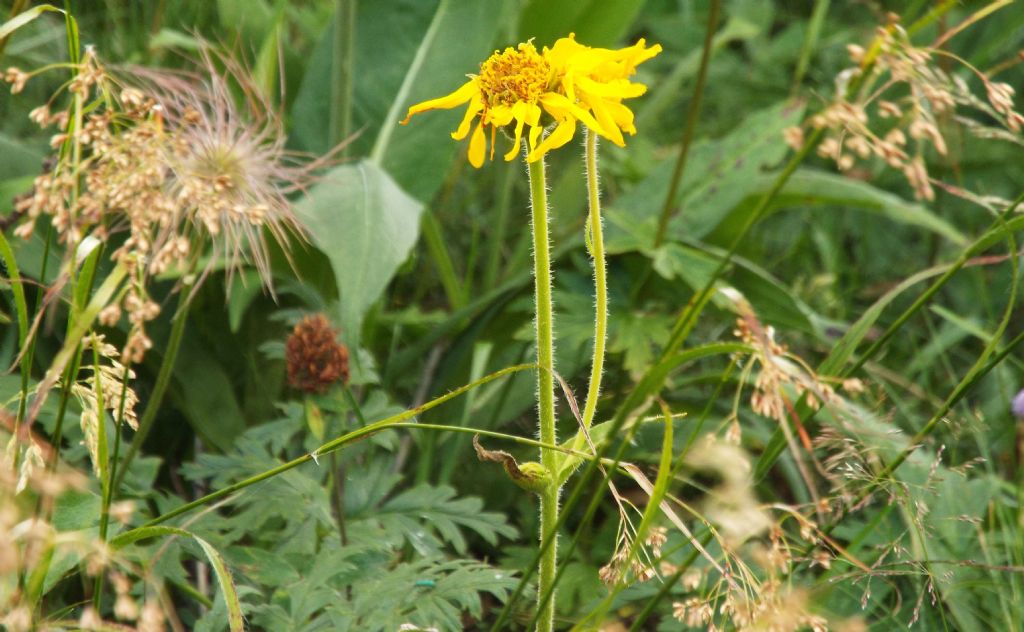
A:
[70, 335, 140, 476]
[0, 441, 164, 631]
[785, 22, 1023, 201]
[732, 302, 846, 426]
[5, 48, 312, 362]
[598, 524, 667, 587]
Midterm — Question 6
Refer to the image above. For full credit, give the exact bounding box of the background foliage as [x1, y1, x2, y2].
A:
[1, 0, 1023, 630]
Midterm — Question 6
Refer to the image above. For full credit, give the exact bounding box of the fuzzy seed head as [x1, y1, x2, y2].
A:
[285, 314, 350, 393]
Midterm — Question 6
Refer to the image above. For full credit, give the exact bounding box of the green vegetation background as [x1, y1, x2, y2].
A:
[1, 0, 1023, 630]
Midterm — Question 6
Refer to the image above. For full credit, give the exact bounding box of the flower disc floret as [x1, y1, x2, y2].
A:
[479, 43, 551, 107]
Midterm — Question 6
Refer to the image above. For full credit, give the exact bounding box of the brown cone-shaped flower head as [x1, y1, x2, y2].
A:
[285, 314, 349, 393]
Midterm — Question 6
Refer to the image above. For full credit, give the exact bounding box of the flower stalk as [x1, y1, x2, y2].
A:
[581, 129, 607, 432]
[527, 153, 559, 632]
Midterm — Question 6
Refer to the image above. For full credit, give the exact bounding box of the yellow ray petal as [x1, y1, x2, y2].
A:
[504, 102, 529, 161]
[401, 79, 478, 125]
[590, 98, 624, 147]
[577, 75, 647, 99]
[540, 92, 607, 139]
[603, 99, 636, 135]
[486, 104, 515, 127]
[468, 118, 486, 168]
[527, 118, 576, 162]
[452, 96, 484, 140]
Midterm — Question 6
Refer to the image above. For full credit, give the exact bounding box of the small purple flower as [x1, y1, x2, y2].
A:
[1014, 389, 1024, 419]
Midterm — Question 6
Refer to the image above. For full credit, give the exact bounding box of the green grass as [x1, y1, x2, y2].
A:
[0, 1, 1022, 630]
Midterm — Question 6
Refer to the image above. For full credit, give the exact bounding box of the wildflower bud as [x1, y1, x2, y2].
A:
[472, 435, 552, 494]
[782, 126, 804, 150]
[29, 105, 50, 127]
[4, 67, 28, 93]
[115, 594, 140, 621]
[877, 100, 902, 119]
[79, 606, 103, 630]
[1012, 389, 1024, 419]
[846, 44, 865, 63]
[99, 303, 122, 327]
[285, 314, 350, 393]
[1, 606, 32, 632]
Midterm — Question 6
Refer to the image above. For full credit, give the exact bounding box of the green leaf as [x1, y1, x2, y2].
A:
[294, 161, 423, 345]
[372, 0, 506, 200]
[112, 526, 244, 632]
[0, 231, 28, 348]
[0, 135, 44, 181]
[173, 338, 248, 451]
[376, 484, 517, 556]
[293, 0, 503, 201]
[605, 101, 806, 251]
[765, 169, 967, 246]
[0, 4, 63, 41]
[518, 0, 647, 47]
[650, 243, 820, 335]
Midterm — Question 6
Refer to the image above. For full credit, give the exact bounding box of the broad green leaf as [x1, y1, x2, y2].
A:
[605, 101, 805, 251]
[173, 338, 248, 451]
[294, 161, 423, 345]
[374, 0, 506, 200]
[518, 0, 647, 47]
[764, 169, 967, 246]
[293, 0, 502, 201]
[292, 0, 436, 157]
[0, 135, 44, 190]
[650, 243, 821, 335]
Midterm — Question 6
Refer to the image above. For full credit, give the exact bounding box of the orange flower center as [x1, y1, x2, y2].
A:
[478, 42, 550, 107]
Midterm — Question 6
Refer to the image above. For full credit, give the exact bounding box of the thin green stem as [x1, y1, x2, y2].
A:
[422, 211, 466, 309]
[652, 0, 720, 247]
[117, 364, 533, 533]
[112, 289, 191, 494]
[791, 0, 830, 95]
[581, 130, 607, 434]
[527, 155, 558, 632]
[329, 0, 356, 150]
[93, 360, 131, 611]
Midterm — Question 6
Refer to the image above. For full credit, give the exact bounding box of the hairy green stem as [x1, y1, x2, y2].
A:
[581, 130, 607, 433]
[527, 155, 558, 632]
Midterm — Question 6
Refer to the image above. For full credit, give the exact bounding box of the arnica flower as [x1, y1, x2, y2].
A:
[401, 35, 660, 167]
[540, 34, 661, 154]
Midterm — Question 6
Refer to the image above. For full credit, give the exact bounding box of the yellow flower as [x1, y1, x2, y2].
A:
[535, 34, 662, 160]
[400, 36, 661, 167]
